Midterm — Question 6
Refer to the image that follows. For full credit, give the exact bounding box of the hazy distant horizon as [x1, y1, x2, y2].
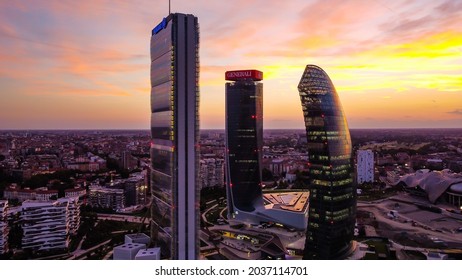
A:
[1, 1, 461, 131]
[2, 127, 462, 132]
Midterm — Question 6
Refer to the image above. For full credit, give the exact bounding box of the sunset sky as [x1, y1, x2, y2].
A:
[0, 0, 461, 129]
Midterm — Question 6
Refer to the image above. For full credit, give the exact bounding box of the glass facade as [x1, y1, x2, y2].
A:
[298, 65, 356, 259]
[225, 80, 264, 214]
[150, 13, 199, 260]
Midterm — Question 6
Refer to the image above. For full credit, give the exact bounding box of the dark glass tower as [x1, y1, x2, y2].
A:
[298, 65, 356, 259]
[225, 70, 264, 218]
[150, 13, 200, 260]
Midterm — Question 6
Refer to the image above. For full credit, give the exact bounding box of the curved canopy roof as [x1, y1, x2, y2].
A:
[398, 170, 462, 203]
[449, 183, 462, 194]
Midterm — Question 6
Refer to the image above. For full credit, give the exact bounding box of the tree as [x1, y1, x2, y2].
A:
[262, 168, 273, 181]
[8, 215, 23, 250]
[279, 180, 289, 189]
[120, 169, 130, 179]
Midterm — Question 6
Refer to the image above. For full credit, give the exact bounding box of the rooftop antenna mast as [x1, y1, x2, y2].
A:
[169, 0, 171, 14]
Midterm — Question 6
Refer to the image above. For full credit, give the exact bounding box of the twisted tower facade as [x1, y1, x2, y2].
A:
[298, 65, 356, 259]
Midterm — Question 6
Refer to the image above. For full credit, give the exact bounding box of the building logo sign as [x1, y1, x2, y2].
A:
[152, 18, 167, 35]
[225, 70, 263, 81]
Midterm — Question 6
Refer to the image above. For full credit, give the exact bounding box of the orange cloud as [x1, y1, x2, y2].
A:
[1, 0, 462, 129]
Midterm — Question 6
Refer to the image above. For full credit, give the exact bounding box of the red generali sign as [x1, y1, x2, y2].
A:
[225, 69, 263, 81]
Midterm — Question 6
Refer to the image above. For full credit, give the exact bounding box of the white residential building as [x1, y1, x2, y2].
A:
[0, 200, 8, 254]
[113, 233, 160, 260]
[113, 243, 146, 260]
[135, 248, 161, 260]
[125, 233, 150, 245]
[88, 185, 125, 210]
[60, 197, 80, 235]
[285, 172, 297, 183]
[21, 198, 80, 251]
[357, 150, 375, 184]
[269, 158, 290, 176]
[35, 189, 59, 201]
[64, 187, 86, 199]
[3, 186, 58, 202]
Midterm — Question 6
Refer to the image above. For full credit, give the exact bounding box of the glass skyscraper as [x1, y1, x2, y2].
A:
[224, 70, 308, 230]
[150, 13, 200, 260]
[298, 65, 356, 259]
[225, 70, 264, 217]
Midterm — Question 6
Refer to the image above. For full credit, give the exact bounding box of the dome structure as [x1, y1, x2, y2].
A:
[449, 183, 462, 194]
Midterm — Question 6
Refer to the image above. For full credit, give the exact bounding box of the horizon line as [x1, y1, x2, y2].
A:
[1, 127, 462, 131]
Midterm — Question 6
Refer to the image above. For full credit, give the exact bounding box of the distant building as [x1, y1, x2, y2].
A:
[395, 152, 410, 165]
[21, 198, 80, 251]
[65, 153, 106, 172]
[3, 186, 58, 202]
[0, 200, 8, 255]
[35, 189, 59, 201]
[377, 154, 394, 166]
[123, 174, 147, 206]
[64, 187, 87, 198]
[3, 187, 35, 202]
[427, 158, 444, 170]
[88, 185, 124, 210]
[122, 151, 138, 170]
[0, 142, 9, 156]
[10, 169, 32, 181]
[285, 172, 297, 183]
[357, 150, 374, 184]
[109, 173, 148, 207]
[200, 158, 224, 188]
[269, 158, 290, 176]
[384, 170, 398, 182]
[448, 160, 462, 173]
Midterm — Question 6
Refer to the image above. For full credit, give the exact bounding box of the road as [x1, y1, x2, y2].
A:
[358, 202, 462, 244]
[219, 207, 227, 221]
[97, 213, 148, 224]
[67, 239, 112, 260]
[202, 203, 218, 225]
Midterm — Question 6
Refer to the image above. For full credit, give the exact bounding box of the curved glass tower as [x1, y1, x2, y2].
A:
[298, 65, 356, 259]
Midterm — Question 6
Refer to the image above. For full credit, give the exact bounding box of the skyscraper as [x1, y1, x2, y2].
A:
[298, 65, 356, 259]
[150, 13, 200, 260]
[357, 150, 374, 184]
[225, 70, 308, 230]
[225, 70, 264, 218]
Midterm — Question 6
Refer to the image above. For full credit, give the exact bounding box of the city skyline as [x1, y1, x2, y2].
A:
[1, 0, 461, 130]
